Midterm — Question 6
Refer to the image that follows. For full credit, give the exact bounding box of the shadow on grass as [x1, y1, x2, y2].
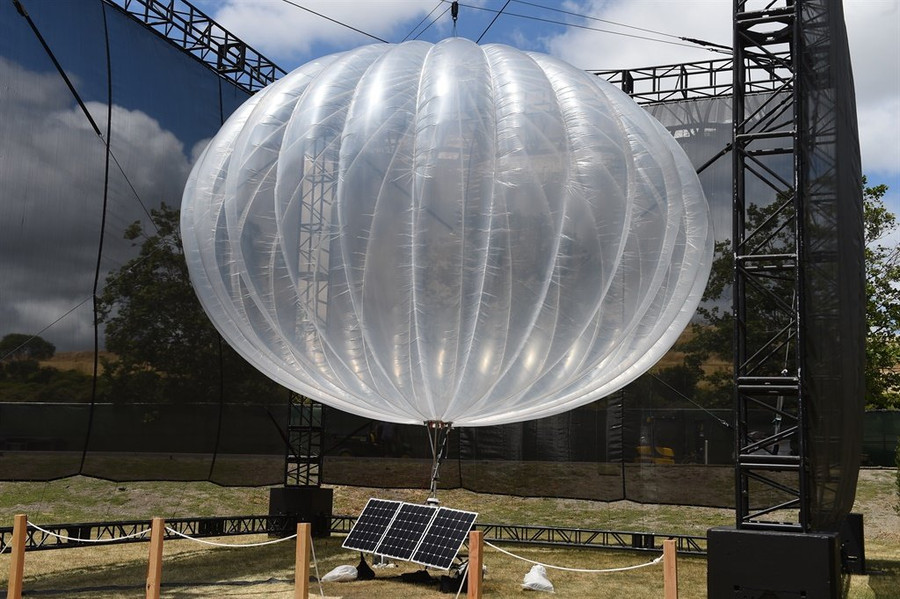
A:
[3, 539, 301, 597]
[865, 559, 900, 598]
[4, 578, 295, 596]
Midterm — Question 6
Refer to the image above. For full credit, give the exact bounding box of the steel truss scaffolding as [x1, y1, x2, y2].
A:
[283, 128, 338, 488]
[0, 515, 707, 556]
[732, 0, 808, 532]
[284, 393, 324, 486]
[107, 0, 284, 93]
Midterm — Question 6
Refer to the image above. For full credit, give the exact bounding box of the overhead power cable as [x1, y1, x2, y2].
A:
[510, 0, 731, 51]
[278, 0, 389, 43]
[476, 0, 510, 43]
[448, 1, 731, 55]
[413, 5, 453, 41]
[402, 1, 445, 42]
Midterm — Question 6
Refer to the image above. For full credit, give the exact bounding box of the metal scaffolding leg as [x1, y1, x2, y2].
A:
[284, 392, 324, 487]
[733, 0, 808, 533]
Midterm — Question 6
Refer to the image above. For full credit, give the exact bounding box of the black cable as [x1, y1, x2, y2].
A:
[108, 151, 157, 226]
[278, 0, 389, 43]
[512, 0, 683, 38]
[80, 0, 116, 474]
[650, 373, 732, 430]
[402, 1, 444, 42]
[413, 5, 452, 41]
[14, 0, 158, 230]
[207, 335, 227, 481]
[12, 0, 103, 136]
[504, 9, 730, 54]
[511, 0, 730, 50]
[9, 0, 212, 374]
[0, 298, 92, 362]
[475, 0, 510, 43]
[452, 1, 731, 55]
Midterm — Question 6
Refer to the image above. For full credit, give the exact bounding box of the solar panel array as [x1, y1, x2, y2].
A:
[342, 499, 478, 570]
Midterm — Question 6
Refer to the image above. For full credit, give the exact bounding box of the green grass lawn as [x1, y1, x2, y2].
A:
[0, 468, 897, 597]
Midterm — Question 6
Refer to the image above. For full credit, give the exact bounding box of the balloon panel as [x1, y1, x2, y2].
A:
[182, 39, 713, 426]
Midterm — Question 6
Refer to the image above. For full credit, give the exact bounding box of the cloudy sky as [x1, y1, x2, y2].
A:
[2, 0, 895, 352]
[197, 0, 899, 224]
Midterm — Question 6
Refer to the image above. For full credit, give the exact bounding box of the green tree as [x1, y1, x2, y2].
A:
[96, 203, 281, 404]
[863, 179, 900, 409]
[672, 180, 900, 409]
[671, 198, 797, 408]
[0, 333, 56, 362]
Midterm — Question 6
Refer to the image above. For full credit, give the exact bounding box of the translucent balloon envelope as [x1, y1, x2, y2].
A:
[181, 39, 713, 427]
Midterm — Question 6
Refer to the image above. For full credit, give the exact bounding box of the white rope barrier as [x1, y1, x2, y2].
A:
[309, 535, 325, 598]
[164, 526, 297, 547]
[483, 540, 663, 573]
[27, 521, 150, 543]
[454, 562, 468, 599]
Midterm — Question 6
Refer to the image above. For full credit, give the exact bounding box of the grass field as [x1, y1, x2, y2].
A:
[0, 469, 897, 597]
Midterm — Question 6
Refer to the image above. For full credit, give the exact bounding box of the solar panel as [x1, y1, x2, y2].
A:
[374, 503, 437, 561]
[412, 507, 479, 570]
[342, 498, 402, 553]
[344, 499, 479, 570]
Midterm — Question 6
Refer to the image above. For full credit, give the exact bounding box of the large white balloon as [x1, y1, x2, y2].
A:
[181, 39, 713, 427]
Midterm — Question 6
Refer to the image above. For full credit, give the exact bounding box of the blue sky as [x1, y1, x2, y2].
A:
[193, 0, 900, 232]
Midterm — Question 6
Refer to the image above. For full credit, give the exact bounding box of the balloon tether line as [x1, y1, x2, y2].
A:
[425, 421, 452, 505]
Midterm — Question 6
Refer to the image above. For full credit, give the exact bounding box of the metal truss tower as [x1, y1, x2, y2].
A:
[284, 392, 324, 486]
[110, 0, 284, 93]
[732, 0, 808, 531]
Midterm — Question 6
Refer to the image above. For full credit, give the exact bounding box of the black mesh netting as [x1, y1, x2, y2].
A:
[0, 0, 864, 525]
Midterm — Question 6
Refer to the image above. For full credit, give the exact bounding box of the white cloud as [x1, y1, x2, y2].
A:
[211, 0, 439, 62]
[855, 96, 900, 174]
[205, 0, 897, 190]
[844, 0, 900, 177]
[546, 1, 731, 70]
[544, 1, 899, 190]
[0, 58, 194, 349]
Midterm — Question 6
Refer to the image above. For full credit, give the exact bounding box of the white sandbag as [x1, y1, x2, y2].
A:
[321, 564, 358, 582]
[522, 564, 554, 592]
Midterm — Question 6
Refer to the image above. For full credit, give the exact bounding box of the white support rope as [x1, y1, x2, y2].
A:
[483, 540, 663, 573]
[454, 562, 468, 599]
[0, 541, 8, 555]
[309, 535, 325, 598]
[27, 521, 150, 543]
[164, 526, 297, 547]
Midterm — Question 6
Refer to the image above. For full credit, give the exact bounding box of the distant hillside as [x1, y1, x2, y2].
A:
[651, 327, 731, 376]
[40, 351, 117, 376]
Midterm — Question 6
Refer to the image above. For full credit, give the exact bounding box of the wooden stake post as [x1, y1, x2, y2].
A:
[145, 517, 165, 599]
[663, 538, 678, 599]
[294, 522, 311, 599]
[6, 514, 27, 599]
[467, 530, 483, 599]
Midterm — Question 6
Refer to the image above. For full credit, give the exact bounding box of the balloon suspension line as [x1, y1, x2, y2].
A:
[425, 421, 452, 505]
[451, 1, 459, 37]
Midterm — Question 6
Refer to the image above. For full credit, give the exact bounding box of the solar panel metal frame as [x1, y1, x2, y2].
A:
[341, 498, 402, 553]
[411, 506, 479, 570]
[372, 502, 437, 562]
